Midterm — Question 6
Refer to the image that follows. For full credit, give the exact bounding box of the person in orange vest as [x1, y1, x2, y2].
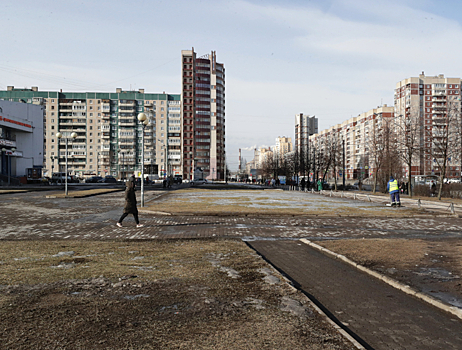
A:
[387, 175, 401, 207]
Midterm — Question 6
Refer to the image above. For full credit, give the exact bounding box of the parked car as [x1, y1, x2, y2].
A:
[51, 172, 71, 183]
[70, 175, 81, 183]
[101, 175, 117, 183]
[173, 175, 183, 184]
[85, 176, 103, 183]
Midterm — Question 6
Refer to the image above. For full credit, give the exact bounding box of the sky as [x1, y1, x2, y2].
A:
[2, 0, 462, 170]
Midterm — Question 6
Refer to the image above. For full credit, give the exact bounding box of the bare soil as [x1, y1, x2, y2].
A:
[0, 240, 352, 350]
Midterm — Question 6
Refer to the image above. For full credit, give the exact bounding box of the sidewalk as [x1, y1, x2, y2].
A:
[248, 240, 462, 350]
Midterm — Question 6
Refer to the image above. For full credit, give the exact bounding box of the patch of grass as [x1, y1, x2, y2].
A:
[48, 188, 122, 198]
[0, 240, 251, 285]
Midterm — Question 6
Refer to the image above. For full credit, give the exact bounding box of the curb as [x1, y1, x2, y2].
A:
[299, 238, 462, 320]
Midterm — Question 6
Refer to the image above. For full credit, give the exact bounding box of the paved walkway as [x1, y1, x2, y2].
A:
[248, 240, 462, 350]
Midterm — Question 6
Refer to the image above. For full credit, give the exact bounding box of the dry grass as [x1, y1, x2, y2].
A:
[0, 240, 248, 285]
[318, 239, 429, 269]
[46, 188, 122, 198]
[145, 188, 419, 217]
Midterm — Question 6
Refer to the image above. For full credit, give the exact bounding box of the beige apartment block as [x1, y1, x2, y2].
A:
[310, 105, 394, 180]
[275, 136, 293, 158]
[0, 87, 180, 180]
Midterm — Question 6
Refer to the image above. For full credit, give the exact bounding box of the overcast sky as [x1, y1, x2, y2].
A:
[2, 0, 462, 170]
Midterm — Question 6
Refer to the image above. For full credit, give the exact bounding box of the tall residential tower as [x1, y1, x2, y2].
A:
[181, 49, 226, 181]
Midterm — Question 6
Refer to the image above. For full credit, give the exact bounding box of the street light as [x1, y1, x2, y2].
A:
[157, 138, 167, 180]
[137, 113, 149, 207]
[118, 149, 125, 180]
[2, 147, 16, 186]
[56, 131, 77, 196]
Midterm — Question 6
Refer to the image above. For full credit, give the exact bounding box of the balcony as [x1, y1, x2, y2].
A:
[119, 102, 135, 107]
[118, 122, 136, 127]
[119, 108, 136, 114]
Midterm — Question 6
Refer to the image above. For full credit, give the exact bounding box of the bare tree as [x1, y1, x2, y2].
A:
[325, 131, 342, 191]
[428, 97, 461, 199]
[368, 116, 386, 193]
[393, 108, 421, 197]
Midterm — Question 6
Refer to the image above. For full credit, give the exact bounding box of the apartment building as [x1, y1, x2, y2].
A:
[181, 49, 226, 181]
[275, 136, 293, 158]
[0, 86, 180, 179]
[394, 73, 462, 177]
[295, 113, 318, 158]
[310, 105, 394, 180]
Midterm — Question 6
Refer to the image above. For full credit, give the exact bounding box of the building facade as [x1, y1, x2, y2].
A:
[181, 49, 226, 181]
[0, 86, 180, 179]
[394, 73, 462, 178]
[0, 99, 44, 182]
[295, 113, 318, 159]
[310, 105, 394, 180]
[275, 136, 293, 158]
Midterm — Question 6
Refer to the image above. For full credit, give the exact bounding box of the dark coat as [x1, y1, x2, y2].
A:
[123, 178, 138, 214]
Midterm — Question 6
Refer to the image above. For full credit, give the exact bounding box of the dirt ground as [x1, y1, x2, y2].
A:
[0, 239, 352, 350]
[318, 238, 462, 308]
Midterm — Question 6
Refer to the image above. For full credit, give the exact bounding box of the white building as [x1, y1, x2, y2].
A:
[0, 100, 44, 183]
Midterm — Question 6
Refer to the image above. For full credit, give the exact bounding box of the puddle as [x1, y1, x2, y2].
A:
[421, 287, 462, 309]
[415, 267, 460, 281]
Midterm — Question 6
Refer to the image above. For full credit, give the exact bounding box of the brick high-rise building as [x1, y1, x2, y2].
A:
[181, 49, 226, 181]
[394, 73, 462, 177]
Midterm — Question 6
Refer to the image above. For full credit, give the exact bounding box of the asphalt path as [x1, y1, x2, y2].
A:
[247, 240, 462, 350]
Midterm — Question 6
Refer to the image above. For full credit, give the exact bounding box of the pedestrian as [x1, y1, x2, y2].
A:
[387, 175, 401, 207]
[317, 178, 323, 191]
[431, 181, 437, 197]
[117, 174, 143, 228]
[301, 178, 306, 191]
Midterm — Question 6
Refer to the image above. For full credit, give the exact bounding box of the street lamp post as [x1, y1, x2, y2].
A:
[157, 138, 167, 180]
[56, 132, 77, 196]
[2, 147, 16, 186]
[137, 113, 149, 207]
[118, 149, 125, 180]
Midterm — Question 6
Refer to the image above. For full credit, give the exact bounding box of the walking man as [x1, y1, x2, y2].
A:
[117, 174, 144, 228]
[387, 175, 401, 207]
